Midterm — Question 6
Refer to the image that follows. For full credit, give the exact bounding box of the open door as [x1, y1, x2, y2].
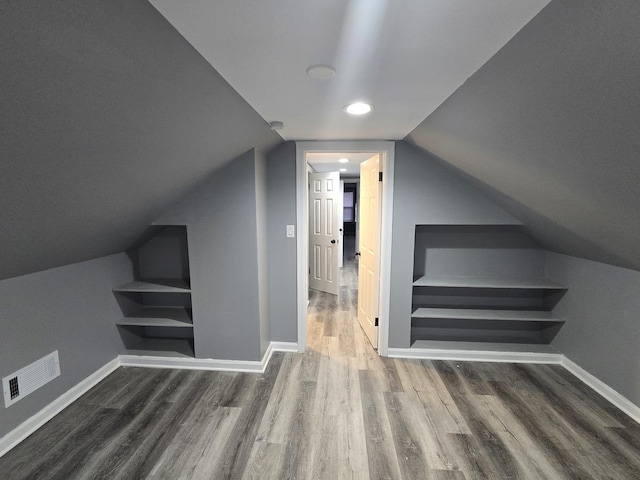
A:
[357, 154, 381, 348]
[309, 171, 340, 295]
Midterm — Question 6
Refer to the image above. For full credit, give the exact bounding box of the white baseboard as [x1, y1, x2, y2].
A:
[0, 358, 120, 458]
[387, 347, 563, 364]
[5, 344, 636, 461]
[270, 341, 299, 353]
[119, 354, 266, 372]
[0, 341, 301, 458]
[561, 356, 640, 424]
[119, 341, 300, 373]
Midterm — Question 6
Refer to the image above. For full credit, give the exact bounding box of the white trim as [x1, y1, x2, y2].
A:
[296, 141, 395, 355]
[561, 356, 640, 424]
[0, 341, 300, 457]
[377, 146, 394, 357]
[118, 340, 300, 373]
[3, 346, 638, 459]
[0, 358, 120, 458]
[387, 347, 563, 364]
[119, 353, 266, 373]
[270, 341, 299, 352]
[295, 142, 308, 352]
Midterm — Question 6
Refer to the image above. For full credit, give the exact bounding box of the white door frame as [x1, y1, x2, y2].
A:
[295, 141, 395, 356]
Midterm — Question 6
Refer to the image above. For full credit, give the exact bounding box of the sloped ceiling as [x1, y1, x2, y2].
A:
[407, 0, 640, 272]
[0, 0, 281, 280]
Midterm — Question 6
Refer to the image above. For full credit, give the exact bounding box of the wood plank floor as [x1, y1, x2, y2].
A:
[2, 258, 640, 479]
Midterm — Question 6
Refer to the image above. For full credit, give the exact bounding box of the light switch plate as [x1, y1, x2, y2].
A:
[286, 225, 295, 238]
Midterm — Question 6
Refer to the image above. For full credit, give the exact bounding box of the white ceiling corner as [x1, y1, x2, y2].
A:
[149, 0, 551, 141]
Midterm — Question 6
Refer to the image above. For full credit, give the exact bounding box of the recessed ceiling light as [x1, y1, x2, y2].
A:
[344, 102, 372, 115]
[339, 168, 347, 172]
[338, 158, 349, 163]
[306, 64, 336, 80]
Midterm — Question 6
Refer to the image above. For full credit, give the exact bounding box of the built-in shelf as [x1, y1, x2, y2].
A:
[116, 307, 193, 328]
[124, 338, 195, 358]
[411, 225, 568, 347]
[411, 339, 560, 354]
[114, 225, 195, 358]
[412, 307, 564, 323]
[413, 274, 566, 290]
[113, 279, 191, 293]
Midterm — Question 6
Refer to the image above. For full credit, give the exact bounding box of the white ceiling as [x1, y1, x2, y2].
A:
[149, 0, 550, 141]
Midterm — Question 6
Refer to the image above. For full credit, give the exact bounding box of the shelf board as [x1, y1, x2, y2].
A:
[412, 274, 565, 290]
[113, 279, 191, 293]
[410, 339, 559, 354]
[412, 308, 564, 323]
[117, 307, 193, 328]
[124, 338, 194, 358]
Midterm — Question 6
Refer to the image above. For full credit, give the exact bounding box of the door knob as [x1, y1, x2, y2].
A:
[355, 251, 361, 256]
[330, 239, 337, 244]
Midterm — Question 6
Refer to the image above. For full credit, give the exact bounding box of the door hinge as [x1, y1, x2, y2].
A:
[375, 317, 379, 327]
[378, 171, 383, 182]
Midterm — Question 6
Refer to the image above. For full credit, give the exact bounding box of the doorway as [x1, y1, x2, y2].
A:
[295, 141, 395, 356]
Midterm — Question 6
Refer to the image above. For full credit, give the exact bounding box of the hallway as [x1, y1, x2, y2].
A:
[2, 259, 640, 479]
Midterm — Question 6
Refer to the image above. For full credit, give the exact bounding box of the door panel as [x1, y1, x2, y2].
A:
[357, 154, 381, 348]
[309, 171, 340, 295]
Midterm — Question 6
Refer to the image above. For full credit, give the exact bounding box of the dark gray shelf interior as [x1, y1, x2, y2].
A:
[411, 225, 567, 347]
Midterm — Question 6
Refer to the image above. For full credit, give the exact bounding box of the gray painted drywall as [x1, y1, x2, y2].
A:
[547, 252, 640, 406]
[407, 0, 640, 272]
[137, 226, 190, 281]
[255, 149, 271, 357]
[414, 226, 544, 279]
[0, 253, 132, 437]
[389, 141, 521, 347]
[0, 0, 281, 281]
[266, 142, 298, 343]
[155, 150, 263, 361]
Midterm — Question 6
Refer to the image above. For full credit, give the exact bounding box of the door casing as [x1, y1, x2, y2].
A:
[295, 141, 395, 356]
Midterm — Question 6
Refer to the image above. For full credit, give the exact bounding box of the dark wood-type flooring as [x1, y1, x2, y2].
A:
[2, 259, 640, 479]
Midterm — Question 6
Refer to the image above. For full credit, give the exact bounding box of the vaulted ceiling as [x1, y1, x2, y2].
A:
[407, 0, 640, 272]
[0, 0, 280, 280]
[2, 0, 639, 280]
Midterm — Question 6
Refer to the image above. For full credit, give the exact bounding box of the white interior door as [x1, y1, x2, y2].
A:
[309, 171, 340, 295]
[357, 154, 381, 348]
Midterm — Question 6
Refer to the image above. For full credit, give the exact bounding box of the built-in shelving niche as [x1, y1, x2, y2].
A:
[411, 225, 567, 350]
[114, 225, 194, 358]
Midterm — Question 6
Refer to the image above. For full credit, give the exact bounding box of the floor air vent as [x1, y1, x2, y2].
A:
[3, 351, 60, 408]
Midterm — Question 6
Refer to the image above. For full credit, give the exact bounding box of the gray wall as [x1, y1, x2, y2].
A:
[0, 253, 132, 437]
[414, 225, 544, 279]
[547, 252, 640, 406]
[407, 0, 640, 273]
[137, 226, 190, 281]
[255, 149, 271, 357]
[156, 150, 264, 361]
[266, 142, 298, 343]
[389, 141, 521, 347]
[0, 0, 281, 281]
